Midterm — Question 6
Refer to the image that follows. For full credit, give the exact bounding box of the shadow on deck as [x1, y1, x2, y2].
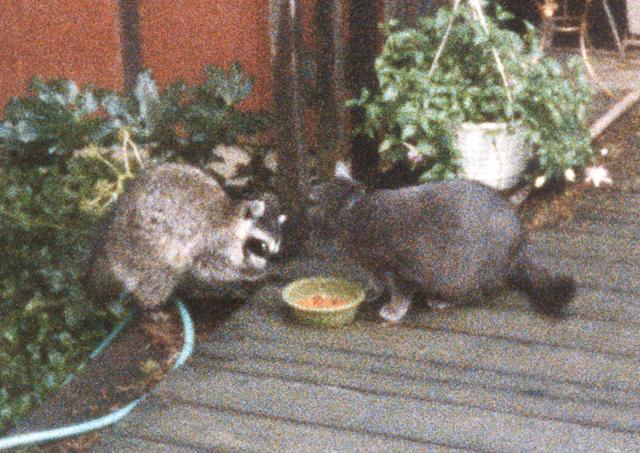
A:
[92, 184, 640, 452]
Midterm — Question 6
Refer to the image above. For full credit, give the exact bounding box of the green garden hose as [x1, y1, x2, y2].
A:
[0, 298, 195, 451]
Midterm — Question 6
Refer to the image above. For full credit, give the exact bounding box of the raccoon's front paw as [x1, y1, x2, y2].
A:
[379, 300, 410, 323]
[144, 309, 172, 324]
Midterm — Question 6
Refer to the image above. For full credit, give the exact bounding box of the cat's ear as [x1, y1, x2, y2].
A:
[334, 160, 353, 180]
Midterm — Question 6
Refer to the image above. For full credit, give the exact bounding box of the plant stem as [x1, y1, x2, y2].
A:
[427, 0, 461, 78]
[468, 0, 513, 102]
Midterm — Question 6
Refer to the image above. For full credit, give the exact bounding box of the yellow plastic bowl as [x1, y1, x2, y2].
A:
[281, 277, 366, 327]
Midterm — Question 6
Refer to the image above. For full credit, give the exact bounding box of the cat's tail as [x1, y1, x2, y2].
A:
[509, 242, 576, 316]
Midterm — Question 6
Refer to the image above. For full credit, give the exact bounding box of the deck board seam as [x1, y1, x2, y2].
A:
[483, 305, 640, 328]
[394, 321, 640, 359]
[197, 349, 640, 410]
[106, 430, 225, 453]
[155, 394, 481, 452]
[204, 330, 639, 394]
[580, 282, 640, 294]
[534, 248, 640, 264]
[545, 225, 640, 241]
[167, 364, 640, 436]
[232, 306, 640, 359]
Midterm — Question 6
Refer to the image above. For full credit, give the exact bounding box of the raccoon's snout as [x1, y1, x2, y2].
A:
[244, 237, 269, 259]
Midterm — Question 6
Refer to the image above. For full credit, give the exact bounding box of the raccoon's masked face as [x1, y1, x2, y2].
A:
[237, 195, 287, 279]
[306, 162, 364, 237]
[193, 195, 286, 283]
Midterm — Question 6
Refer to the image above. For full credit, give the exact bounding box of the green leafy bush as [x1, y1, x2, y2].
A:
[0, 63, 269, 433]
[102, 63, 269, 167]
[0, 78, 112, 166]
[349, 4, 593, 183]
[0, 153, 129, 432]
[0, 63, 268, 170]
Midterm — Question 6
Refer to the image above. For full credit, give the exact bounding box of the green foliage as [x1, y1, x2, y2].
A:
[0, 62, 268, 432]
[0, 152, 130, 432]
[350, 4, 594, 183]
[0, 79, 112, 166]
[0, 63, 268, 170]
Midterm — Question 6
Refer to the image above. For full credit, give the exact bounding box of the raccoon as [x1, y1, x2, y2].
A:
[85, 163, 287, 310]
[306, 162, 576, 322]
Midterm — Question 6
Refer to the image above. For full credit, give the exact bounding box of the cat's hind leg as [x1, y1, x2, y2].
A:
[424, 285, 492, 311]
[379, 272, 413, 323]
[365, 272, 385, 302]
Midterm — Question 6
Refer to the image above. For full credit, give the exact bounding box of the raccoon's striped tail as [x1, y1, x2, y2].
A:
[509, 242, 576, 317]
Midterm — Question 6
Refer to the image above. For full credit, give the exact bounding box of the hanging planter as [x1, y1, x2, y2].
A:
[350, 2, 593, 187]
[456, 122, 529, 190]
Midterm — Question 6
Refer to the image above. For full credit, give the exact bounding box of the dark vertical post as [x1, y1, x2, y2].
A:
[118, 0, 143, 93]
[315, 0, 348, 175]
[272, 0, 308, 253]
[383, 0, 418, 27]
[347, 0, 381, 183]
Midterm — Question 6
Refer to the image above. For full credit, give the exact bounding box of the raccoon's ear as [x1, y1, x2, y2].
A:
[335, 160, 353, 180]
[241, 200, 265, 219]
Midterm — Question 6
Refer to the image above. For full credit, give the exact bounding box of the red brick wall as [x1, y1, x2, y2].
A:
[138, 0, 273, 111]
[0, 1, 360, 114]
[0, 0, 124, 109]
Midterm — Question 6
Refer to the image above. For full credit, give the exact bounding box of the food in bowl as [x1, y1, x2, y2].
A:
[295, 295, 349, 309]
[281, 277, 366, 327]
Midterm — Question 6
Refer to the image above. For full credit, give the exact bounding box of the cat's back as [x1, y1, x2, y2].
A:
[362, 179, 509, 224]
[349, 178, 519, 253]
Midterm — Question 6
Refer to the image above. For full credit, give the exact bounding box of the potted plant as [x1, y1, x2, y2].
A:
[350, 3, 593, 190]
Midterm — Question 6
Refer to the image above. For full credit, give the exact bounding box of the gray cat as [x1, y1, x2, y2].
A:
[306, 162, 575, 322]
[85, 162, 286, 310]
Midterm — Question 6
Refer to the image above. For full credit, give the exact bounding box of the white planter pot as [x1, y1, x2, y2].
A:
[627, 0, 640, 35]
[455, 122, 529, 190]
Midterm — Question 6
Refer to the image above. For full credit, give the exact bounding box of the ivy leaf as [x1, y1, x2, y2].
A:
[379, 135, 397, 153]
[205, 63, 254, 106]
[14, 120, 39, 143]
[382, 86, 399, 102]
[101, 93, 129, 118]
[76, 90, 99, 116]
[401, 124, 417, 141]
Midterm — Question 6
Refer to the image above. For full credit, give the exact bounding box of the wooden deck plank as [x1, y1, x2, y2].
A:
[149, 366, 640, 452]
[531, 230, 640, 262]
[194, 340, 640, 434]
[532, 254, 640, 293]
[212, 292, 640, 392]
[575, 207, 640, 226]
[407, 305, 640, 357]
[92, 432, 204, 453]
[575, 190, 640, 216]
[495, 287, 640, 326]
[107, 395, 454, 452]
[554, 220, 640, 242]
[201, 329, 638, 408]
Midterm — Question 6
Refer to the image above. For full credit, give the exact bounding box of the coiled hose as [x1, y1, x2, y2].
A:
[0, 298, 195, 450]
